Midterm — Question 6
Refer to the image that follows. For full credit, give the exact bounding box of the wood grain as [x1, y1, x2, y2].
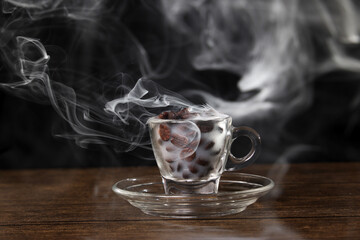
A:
[0, 162, 359, 239]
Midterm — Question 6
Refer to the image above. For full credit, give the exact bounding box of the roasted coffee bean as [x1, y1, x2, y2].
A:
[187, 140, 199, 150]
[189, 165, 198, 174]
[158, 111, 169, 119]
[205, 141, 215, 150]
[166, 146, 175, 152]
[171, 133, 188, 147]
[181, 109, 198, 119]
[174, 108, 191, 119]
[196, 158, 209, 166]
[157, 108, 198, 120]
[159, 124, 171, 141]
[167, 111, 176, 119]
[196, 121, 214, 133]
[186, 130, 197, 139]
[177, 108, 189, 117]
[177, 163, 183, 172]
[180, 147, 194, 158]
[182, 173, 190, 179]
[184, 152, 196, 162]
[181, 114, 190, 119]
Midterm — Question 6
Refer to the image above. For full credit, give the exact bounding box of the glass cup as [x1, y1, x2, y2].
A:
[148, 114, 261, 194]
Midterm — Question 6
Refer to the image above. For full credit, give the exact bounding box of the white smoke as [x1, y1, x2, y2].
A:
[0, 35, 200, 153]
[161, 0, 360, 161]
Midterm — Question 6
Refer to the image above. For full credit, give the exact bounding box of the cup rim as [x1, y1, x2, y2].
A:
[147, 114, 231, 124]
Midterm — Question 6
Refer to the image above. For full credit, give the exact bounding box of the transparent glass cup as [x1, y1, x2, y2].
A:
[148, 114, 261, 194]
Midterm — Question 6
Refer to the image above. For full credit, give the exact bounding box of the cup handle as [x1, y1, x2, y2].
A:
[228, 126, 261, 166]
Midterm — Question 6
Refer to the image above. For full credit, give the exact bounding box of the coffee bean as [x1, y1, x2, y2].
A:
[159, 124, 171, 141]
[171, 133, 188, 147]
[157, 108, 197, 121]
[165, 159, 174, 163]
[158, 111, 169, 119]
[196, 121, 214, 133]
[177, 108, 189, 118]
[166, 146, 175, 152]
[177, 108, 197, 119]
[168, 111, 176, 119]
[177, 163, 183, 172]
[182, 173, 190, 179]
[187, 140, 199, 150]
[189, 165, 198, 174]
[184, 152, 196, 162]
[196, 158, 209, 166]
[181, 113, 191, 119]
[186, 130, 197, 139]
[180, 148, 194, 159]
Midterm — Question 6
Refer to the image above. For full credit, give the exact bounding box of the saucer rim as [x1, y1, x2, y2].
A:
[112, 172, 274, 199]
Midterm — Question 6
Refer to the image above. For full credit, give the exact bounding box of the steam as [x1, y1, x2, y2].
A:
[0, 36, 199, 153]
[0, 35, 196, 151]
[2, 0, 103, 20]
[163, 0, 360, 118]
[104, 79, 192, 124]
[161, 0, 360, 160]
[1, 0, 360, 162]
[1, 36, 130, 150]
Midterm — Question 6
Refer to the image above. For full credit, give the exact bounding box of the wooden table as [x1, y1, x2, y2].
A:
[0, 162, 359, 239]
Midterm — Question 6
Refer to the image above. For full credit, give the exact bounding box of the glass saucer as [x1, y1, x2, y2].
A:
[112, 172, 274, 218]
